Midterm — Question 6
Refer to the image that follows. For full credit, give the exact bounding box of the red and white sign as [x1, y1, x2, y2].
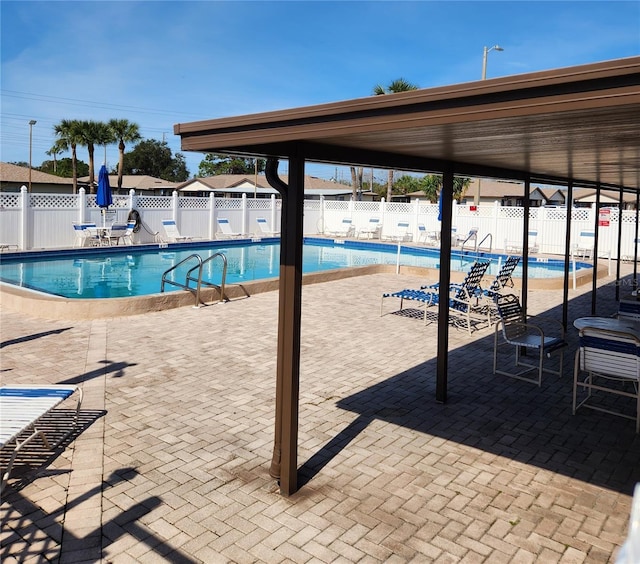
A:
[598, 208, 611, 227]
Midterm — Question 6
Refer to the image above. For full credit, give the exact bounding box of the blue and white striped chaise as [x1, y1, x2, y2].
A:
[1, 384, 83, 491]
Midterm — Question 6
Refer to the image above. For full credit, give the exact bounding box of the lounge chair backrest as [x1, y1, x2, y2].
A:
[454, 260, 490, 300]
[217, 218, 238, 235]
[162, 219, 182, 239]
[490, 256, 520, 291]
[578, 230, 595, 247]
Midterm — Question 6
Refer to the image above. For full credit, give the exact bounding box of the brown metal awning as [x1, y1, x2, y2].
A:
[175, 57, 640, 496]
[176, 57, 640, 191]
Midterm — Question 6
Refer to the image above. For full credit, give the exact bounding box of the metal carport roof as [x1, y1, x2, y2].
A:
[175, 56, 640, 496]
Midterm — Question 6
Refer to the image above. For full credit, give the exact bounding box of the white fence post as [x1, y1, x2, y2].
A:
[242, 193, 248, 235]
[209, 193, 216, 239]
[19, 185, 28, 251]
[413, 199, 420, 240]
[319, 195, 325, 234]
[128, 189, 135, 213]
[172, 191, 179, 221]
[79, 187, 87, 223]
[270, 194, 277, 233]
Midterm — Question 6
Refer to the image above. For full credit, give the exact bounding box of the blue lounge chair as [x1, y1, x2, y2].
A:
[381, 260, 492, 333]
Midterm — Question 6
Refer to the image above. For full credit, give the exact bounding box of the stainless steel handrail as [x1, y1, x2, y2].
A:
[186, 252, 228, 305]
[160, 254, 203, 307]
[478, 233, 493, 253]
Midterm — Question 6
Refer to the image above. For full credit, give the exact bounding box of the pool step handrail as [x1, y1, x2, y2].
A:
[460, 228, 479, 252]
[161, 254, 204, 307]
[477, 233, 492, 253]
[186, 252, 228, 305]
[160, 253, 229, 308]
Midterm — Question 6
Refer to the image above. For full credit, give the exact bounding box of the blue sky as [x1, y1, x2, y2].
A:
[2, 0, 639, 182]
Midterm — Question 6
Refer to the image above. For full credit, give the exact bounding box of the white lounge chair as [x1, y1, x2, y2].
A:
[326, 218, 355, 238]
[505, 230, 539, 254]
[216, 218, 243, 239]
[383, 221, 412, 242]
[256, 217, 280, 236]
[161, 219, 192, 243]
[357, 218, 382, 239]
[1, 384, 83, 492]
[573, 230, 595, 259]
[417, 224, 439, 245]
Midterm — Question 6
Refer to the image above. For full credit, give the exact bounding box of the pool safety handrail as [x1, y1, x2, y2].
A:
[477, 233, 492, 253]
[186, 252, 228, 305]
[161, 254, 203, 307]
[460, 228, 479, 252]
[160, 252, 229, 308]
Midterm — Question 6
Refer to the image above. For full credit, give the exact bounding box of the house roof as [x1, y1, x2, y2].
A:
[78, 174, 179, 191]
[0, 162, 75, 185]
[174, 57, 640, 194]
[178, 174, 352, 196]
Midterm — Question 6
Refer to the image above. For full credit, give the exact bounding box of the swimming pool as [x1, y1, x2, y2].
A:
[0, 238, 591, 300]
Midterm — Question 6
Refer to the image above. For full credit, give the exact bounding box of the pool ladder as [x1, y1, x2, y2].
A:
[461, 230, 493, 254]
[160, 252, 228, 308]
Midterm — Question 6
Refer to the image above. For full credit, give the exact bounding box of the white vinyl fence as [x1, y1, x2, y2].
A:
[0, 186, 637, 260]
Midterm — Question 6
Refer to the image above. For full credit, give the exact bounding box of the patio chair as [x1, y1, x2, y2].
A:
[255, 217, 280, 236]
[121, 220, 136, 246]
[161, 219, 193, 243]
[216, 218, 244, 239]
[573, 326, 640, 433]
[618, 299, 640, 322]
[326, 218, 355, 238]
[357, 218, 382, 239]
[493, 293, 568, 386]
[1, 384, 83, 492]
[104, 224, 128, 246]
[72, 222, 101, 247]
[573, 230, 595, 259]
[417, 224, 439, 245]
[0, 243, 18, 252]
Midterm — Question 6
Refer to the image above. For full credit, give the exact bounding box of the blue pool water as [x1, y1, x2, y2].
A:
[0, 238, 590, 299]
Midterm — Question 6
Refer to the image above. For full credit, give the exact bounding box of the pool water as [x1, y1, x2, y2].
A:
[0, 238, 589, 299]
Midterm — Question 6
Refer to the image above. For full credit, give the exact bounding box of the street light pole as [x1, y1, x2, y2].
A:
[482, 44, 504, 80]
[475, 45, 504, 205]
[28, 120, 37, 193]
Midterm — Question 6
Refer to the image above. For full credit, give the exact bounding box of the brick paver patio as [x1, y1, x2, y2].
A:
[1, 264, 639, 563]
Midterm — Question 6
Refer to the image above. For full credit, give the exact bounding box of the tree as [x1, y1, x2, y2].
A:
[372, 78, 419, 200]
[53, 119, 84, 193]
[77, 120, 114, 192]
[40, 157, 89, 178]
[122, 139, 189, 181]
[108, 119, 141, 190]
[45, 140, 65, 174]
[198, 153, 265, 177]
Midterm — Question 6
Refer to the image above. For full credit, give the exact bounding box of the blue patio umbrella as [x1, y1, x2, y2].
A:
[437, 189, 443, 221]
[97, 164, 112, 227]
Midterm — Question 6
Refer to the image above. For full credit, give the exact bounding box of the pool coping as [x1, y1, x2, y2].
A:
[0, 257, 607, 320]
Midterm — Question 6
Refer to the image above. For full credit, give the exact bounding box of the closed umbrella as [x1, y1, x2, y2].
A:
[437, 189, 443, 222]
[97, 164, 113, 228]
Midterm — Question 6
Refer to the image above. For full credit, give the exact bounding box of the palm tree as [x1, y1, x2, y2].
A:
[372, 78, 419, 200]
[108, 119, 141, 190]
[53, 119, 83, 193]
[77, 120, 114, 192]
[45, 140, 65, 174]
